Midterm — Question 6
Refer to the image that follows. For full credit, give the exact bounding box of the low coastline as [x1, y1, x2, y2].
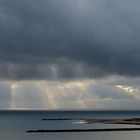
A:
[41, 118, 140, 125]
[83, 118, 140, 125]
[26, 118, 140, 133]
[26, 128, 140, 133]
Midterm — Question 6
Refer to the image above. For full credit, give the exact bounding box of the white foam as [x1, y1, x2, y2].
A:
[72, 120, 87, 124]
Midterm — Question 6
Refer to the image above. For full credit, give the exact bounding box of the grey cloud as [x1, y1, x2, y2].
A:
[0, 0, 140, 80]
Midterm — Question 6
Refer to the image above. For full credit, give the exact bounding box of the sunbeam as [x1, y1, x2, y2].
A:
[35, 80, 96, 109]
[116, 85, 140, 100]
[10, 83, 18, 109]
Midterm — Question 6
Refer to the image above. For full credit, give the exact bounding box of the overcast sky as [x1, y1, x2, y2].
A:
[0, 0, 140, 110]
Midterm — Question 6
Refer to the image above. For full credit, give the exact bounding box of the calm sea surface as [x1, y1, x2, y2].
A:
[1, 110, 140, 140]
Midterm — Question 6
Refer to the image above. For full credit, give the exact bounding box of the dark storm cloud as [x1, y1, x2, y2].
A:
[0, 0, 140, 80]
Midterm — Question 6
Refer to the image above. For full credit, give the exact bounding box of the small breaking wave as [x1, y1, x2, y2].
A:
[72, 120, 87, 124]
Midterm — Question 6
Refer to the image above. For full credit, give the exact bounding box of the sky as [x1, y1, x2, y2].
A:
[0, 0, 140, 110]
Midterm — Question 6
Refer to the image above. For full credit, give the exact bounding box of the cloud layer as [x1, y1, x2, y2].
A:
[0, 0, 140, 80]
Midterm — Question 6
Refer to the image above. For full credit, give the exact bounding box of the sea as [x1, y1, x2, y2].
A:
[1, 110, 140, 140]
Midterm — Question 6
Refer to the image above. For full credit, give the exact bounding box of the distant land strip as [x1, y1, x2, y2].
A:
[41, 118, 74, 121]
[26, 128, 140, 133]
[41, 118, 140, 125]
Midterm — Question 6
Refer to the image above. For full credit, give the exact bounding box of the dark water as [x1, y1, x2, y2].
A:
[1, 110, 140, 140]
